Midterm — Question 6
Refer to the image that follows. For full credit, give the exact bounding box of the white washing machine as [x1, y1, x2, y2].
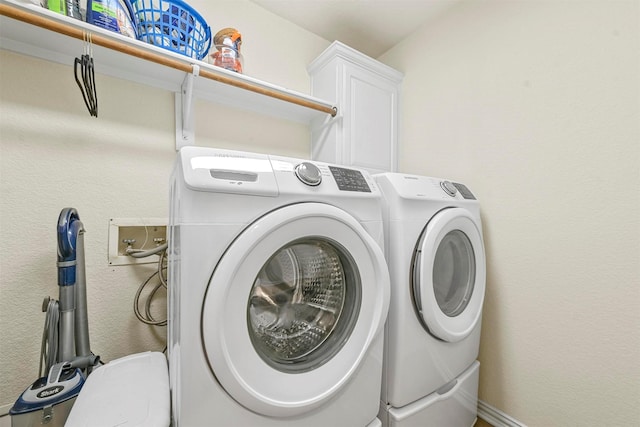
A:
[168, 147, 390, 427]
[374, 173, 486, 427]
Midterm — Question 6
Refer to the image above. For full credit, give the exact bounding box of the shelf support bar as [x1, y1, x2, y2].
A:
[175, 64, 199, 150]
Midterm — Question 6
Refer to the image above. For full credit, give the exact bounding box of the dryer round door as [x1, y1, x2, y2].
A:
[412, 207, 486, 343]
[201, 202, 389, 417]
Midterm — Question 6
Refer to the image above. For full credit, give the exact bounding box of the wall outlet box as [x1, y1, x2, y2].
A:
[108, 218, 168, 266]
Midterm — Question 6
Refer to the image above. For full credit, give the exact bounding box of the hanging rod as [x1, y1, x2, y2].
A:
[0, 3, 338, 117]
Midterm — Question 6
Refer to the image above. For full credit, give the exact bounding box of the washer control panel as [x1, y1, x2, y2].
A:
[294, 162, 322, 186]
[329, 166, 372, 192]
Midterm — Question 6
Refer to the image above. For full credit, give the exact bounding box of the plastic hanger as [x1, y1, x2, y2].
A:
[74, 32, 98, 117]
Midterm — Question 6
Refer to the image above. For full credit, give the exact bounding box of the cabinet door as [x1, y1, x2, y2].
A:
[309, 42, 402, 174]
[344, 65, 399, 173]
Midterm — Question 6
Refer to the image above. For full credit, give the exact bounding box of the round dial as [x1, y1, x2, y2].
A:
[440, 180, 458, 197]
[295, 162, 322, 186]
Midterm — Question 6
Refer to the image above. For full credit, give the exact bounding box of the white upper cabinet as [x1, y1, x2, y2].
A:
[308, 41, 403, 174]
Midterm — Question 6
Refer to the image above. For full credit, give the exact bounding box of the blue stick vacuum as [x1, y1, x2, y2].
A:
[10, 208, 100, 427]
[57, 208, 91, 362]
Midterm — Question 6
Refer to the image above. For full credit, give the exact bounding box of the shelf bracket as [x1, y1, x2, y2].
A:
[175, 64, 200, 150]
[310, 110, 343, 160]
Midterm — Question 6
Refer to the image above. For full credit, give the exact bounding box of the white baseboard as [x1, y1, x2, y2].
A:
[0, 403, 12, 417]
[477, 400, 527, 427]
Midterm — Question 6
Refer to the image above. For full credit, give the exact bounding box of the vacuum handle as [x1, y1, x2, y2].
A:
[57, 208, 82, 287]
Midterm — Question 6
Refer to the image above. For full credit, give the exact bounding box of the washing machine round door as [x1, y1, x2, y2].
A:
[201, 202, 389, 417]
[412, 207, 485, 343]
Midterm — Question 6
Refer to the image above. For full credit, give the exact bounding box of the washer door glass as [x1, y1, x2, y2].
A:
[248, 238, 360, 373]
[201, 203, 389, 417]
[413, 208, 485, 343]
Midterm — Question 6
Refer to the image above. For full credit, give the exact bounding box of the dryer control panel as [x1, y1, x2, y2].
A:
[452, 182, 476, 200]
[376, 173, 477, 201]
[439, 181, 476, 200]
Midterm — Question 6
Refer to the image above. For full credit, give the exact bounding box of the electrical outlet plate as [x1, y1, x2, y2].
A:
[108, 218, 168, 266]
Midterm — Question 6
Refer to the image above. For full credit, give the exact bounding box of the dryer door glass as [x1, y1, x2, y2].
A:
[412, 207, 486, 343]
[433, 230, 475, 317]
[248, 238, 361, 373]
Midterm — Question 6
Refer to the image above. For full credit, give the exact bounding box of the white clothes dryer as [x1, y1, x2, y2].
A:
[169, 147, 390, 427]
[374, 173, 486, 427]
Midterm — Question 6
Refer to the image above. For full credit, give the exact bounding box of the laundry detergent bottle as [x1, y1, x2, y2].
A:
[86, 0, 137, 38]
[44, 0, 66, 15]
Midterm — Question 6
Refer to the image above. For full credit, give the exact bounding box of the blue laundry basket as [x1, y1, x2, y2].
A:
[131, 0, 211, 60]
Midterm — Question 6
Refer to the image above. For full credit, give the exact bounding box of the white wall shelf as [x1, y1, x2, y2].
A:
[0, 0, 337, 149]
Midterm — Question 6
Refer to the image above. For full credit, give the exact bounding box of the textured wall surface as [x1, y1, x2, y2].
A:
[0, 0, 328, 411]
[380, 0, 640, 425]
[2, 0, 639, 425]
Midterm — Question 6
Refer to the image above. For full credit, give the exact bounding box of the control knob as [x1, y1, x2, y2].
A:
[295, 162, 322, 186]
[440, 180, 458, 197]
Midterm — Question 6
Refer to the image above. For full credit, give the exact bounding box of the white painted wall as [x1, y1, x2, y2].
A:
[2, 0, 639, 425]
[380, 0, 640, 425]
[0, 0, 328, 412]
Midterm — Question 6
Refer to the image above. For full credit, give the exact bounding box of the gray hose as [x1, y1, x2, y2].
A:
[40, 297, 60, 378]
[126, 242, 168, 258]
